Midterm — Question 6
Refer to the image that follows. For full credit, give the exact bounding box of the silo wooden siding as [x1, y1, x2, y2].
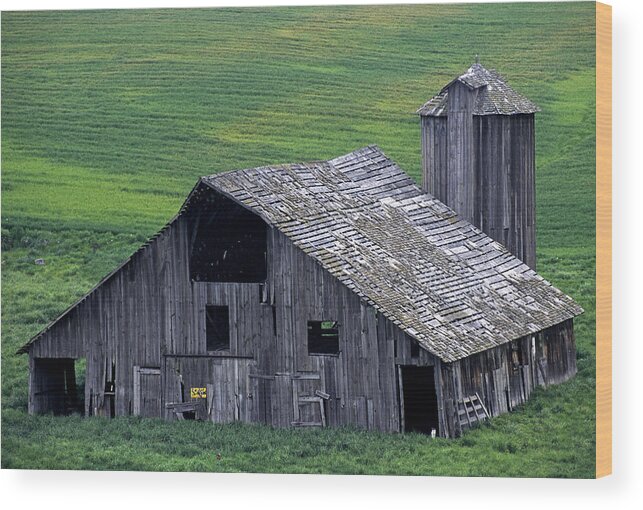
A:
[446, 81, 478, 225]
[438, 319, 576, 437]
[474, 114, 536, 269]
[420, 115, 448, 198]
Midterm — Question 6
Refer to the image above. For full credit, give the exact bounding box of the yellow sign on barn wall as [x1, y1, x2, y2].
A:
[191, 387, 207, 399]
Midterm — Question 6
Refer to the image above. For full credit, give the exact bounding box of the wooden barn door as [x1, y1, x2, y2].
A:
[162, 356, 256, 423]
[291, 373, 327, 428]
[207, 358, 256, 424]
[133, 366, 161, 418]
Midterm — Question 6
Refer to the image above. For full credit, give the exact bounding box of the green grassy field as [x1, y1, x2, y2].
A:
[1, 3, 596, 477]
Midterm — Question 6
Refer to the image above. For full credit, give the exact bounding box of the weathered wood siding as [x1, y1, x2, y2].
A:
[421, 115, 448, 199]
[446, 81, 478, 224]
[28, 215, 185, 417]
[438, 319, 576, 437]
[162, 356, 257, 423]
[474, 114, 536, 269]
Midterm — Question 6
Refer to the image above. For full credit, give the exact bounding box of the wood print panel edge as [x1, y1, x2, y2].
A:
[595, 0, 612, 479]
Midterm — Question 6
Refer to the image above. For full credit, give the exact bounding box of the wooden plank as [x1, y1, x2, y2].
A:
[319, 398, 327, 428]
[165, 402, 200, 412]
[249, 374, 276, 380]
[462, 396, 473, 428]
[537, 358, 548, 387]
[366, 398, 374, 431]
[475, 392, 490, 419]
[292, 377, 300, 424]
[206, 383, 214, 417]
[288, 373, 321, 380]
[139, 367, 160, 376]
[132, 366, 140, 416]
[397, 366, 405, 433]
[298, 396, 323, 403]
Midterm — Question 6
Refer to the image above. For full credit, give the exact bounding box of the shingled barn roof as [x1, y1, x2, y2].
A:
[203, 145, 581, 363]
[417, 63, 541, 117]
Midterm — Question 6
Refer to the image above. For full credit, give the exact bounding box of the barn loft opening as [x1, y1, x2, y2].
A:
[186, 184, 267, 283]
[206, 305, 230, 352]
[400, 366, 439, 435]
[308, 321, 339, 355]
[31, 358, 85, 416]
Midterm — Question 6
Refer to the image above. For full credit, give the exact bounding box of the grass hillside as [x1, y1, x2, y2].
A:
[1, 3, 596, 477]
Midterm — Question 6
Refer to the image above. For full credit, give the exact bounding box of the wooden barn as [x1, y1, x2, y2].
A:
[19, 63, 582, 438]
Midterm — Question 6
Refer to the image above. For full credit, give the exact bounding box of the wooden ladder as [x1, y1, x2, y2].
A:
[456, 393, 490, 430]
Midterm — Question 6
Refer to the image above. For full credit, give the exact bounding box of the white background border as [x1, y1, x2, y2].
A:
[1, 0, 639, 508]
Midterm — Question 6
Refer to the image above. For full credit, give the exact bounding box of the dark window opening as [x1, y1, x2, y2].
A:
[400, 366, 439, 435]
[182, 411, 196, 420]
[410, 340, 420, 358]
[206, 305, 230, 352]
[32, 358, 85, 416]
[187, 185, 267, 283]
[308, 321, 339, 355]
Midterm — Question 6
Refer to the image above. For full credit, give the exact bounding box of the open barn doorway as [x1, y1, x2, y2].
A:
[31, 358, 85, 415]
[399, 366, 439, 435]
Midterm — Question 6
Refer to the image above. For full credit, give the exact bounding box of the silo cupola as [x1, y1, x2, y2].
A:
[418, 62, 540, 269]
